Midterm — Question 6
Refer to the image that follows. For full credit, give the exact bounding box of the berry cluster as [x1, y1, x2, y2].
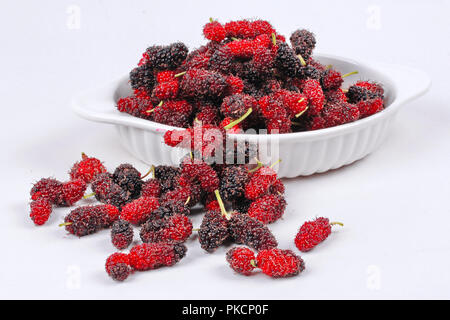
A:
[117, 19, 385, 133]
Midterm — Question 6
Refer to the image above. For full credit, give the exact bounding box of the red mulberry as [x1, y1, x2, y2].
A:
[69, 153, 107, 184]
[140, 214, 192, 244]
[256, 248, 305, 277]
[226, 247, 257, 276]
[120, 197, 159, 225]
[228, 214, 278, 251]
[294, 217, 343, 252]
[248, 194, 286, 224]
[63, 204, 119, 237]
[111, 219, 134, 250]
[30, 198, 52, 226]
[203, 20, 226, 42]
[128, 242, 187, 271]
[105, 253, 132, 281]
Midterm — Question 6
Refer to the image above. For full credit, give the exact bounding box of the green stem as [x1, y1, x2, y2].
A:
[209, 17, 214, 23]
[185, 196, 191, 206]
[174, 71, 186, 78]
[250, 259, 258, 268]
[141, 165, 154, 179]
[271, 33, 277, 46]
[269, 159, 282, 169]
[297, 54, 306, 66]
[59, 222, 72, 227]
[214, 190, 230, 220]
[295, 105, 308, 118]
[83, 192, 95, 199]
[342, 71, 358, 78]
[224, 108, 253, 130]
[248, 158, 263, 173]
[330, 221, 344, 227]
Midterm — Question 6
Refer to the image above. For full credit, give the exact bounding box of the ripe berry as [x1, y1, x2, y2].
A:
[91, 173, 130, 208]
[245, 166, 278, 200]
[294, 217, 343, 252]
[129, 64, 155, 93]
[228, 214, 278, 251]
[321, 69, 344, 91]
[302, 79, 325, 115]
[226, 75, 244, 95]
[198, 210, 230, 252]
[146, 42, 188, 70]
[321, 102, 360, 128]
[195, 104, 220, 126]
[248, 194, 286, 224]
[62, 204, 120, 237]
[219, 165, 250, 202]
[256, 248, 305, 277]
[179, 68, 227, 99]
[30, 178, 63, 204]
[112, 164, 142, 200]
[153, 100, 193, 128]
[140, 214, 193, 244]
[203, 20, 226, 42]
[105, 253, 132, 281]
[275, 43, 301, 78]
[69, 153, 107, 184]
[141, 178, 161, 198]
[357, 97, 384, 118]
[153, 81, 179, 100]
[290, 29, 316, 60]
[116, 96, 153, 120]
[153, 200, 190, 219]
[325, 88, 347, 103]
[111, 219, 134, 250]
[61, 179, 87, 206]
[30, 198, 52, 226]
[156, 70, 176, 83]
[154, 166, 181, 193]
[220, 94, 257, 119]
[226, 247, 257, 276]
[120, 197, 159, 225]
[128, 242, 187, 271]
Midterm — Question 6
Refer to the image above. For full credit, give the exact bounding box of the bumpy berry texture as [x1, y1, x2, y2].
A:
[295, 217, 341, 252]
[245, 166, 278, 200]
[120, 197, 159, 225]
[198, 210, 229, 252]
[63, 204, 119, 237]
[30, 178, 64, 204]
[154, 166, 181, 193]
[69, 153, 107, 183]
[30, 198, 52, 225]
[226, 247, 256, 276]
[228, 214, 278, 251]
[91, 173, 129, 208]
[219, 165, 250, 202]
[128, 242, 187, 271]
[111, 219, 134, 250]
[105, 253, 132, 281]
[321, 102, 360, 128]
[61, 179, 87, 206]
[119, 19, 384, 133]
[112, 164, 142, 200]
[290, 29, 316, 60]
[141, 179, 161, 198]
[153, 200, 190, 219]
[248, 194, 286, 224]
[256, 249, 305, 277]
[140, 214, 193, 244]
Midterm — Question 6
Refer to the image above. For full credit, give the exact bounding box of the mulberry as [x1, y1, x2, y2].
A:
[91, 173, 129, 208]
[140, 214, 193, 244]
[203, 20, 226, 42]
[30, 198, 52, 226]
[128, 242, 187, 271]
[112, 164, 142, 199]
[147, 42, 188, 70]
[321, 102, 360, 128]
[275, 43, 301, 77]
[256, 248, 305, 277]
[141, 178, 161, 198]
[30, 178, 63, 204]
[105, 253, 132, 281]
[248, 194, 286, 224]
[228, 214, 278, 251]
[111, 219, 134, 250]
[302, 79, 324, 115]
[294, 217, 343, 252]
[120, 197, 159, 225]
[226, 247, 257, 275]
[69, 153, 107, 184]
[245, 166, 278, 200]
[219, 165, 250, 201]
[290, 29, 316, 60]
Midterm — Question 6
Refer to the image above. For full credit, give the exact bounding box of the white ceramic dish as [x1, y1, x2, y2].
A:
[72, 54, 431, 178]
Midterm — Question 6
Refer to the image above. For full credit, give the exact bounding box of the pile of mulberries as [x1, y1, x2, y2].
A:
[117, 19, 385, 133]
[28, 20, 352, 283]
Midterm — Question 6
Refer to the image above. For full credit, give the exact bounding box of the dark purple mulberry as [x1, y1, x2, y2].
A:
[228, 214, 278, 251]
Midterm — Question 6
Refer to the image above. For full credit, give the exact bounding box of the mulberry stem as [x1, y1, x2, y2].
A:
[141, 165, 155, 179]
[295, 102, 308, 118]
[185, 196, 191, 206]
[248, 158, 263, 173]
[269, 159, 282, 169]
[297, 54, 306, 66]
[83, 192, 95, 199]
[174, 71, 186, 78]
[271, 33, 277, 46]
[250, 259, 258, 268]
[330, 221, 344, 227]
[59, 222, 72, 227]
[214, 190, 231, 220]
[342, 71, 358, 78]
[224, 108, 253, 130]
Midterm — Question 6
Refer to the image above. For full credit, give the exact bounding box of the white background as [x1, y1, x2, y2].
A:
[1, 0, 449, 299]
